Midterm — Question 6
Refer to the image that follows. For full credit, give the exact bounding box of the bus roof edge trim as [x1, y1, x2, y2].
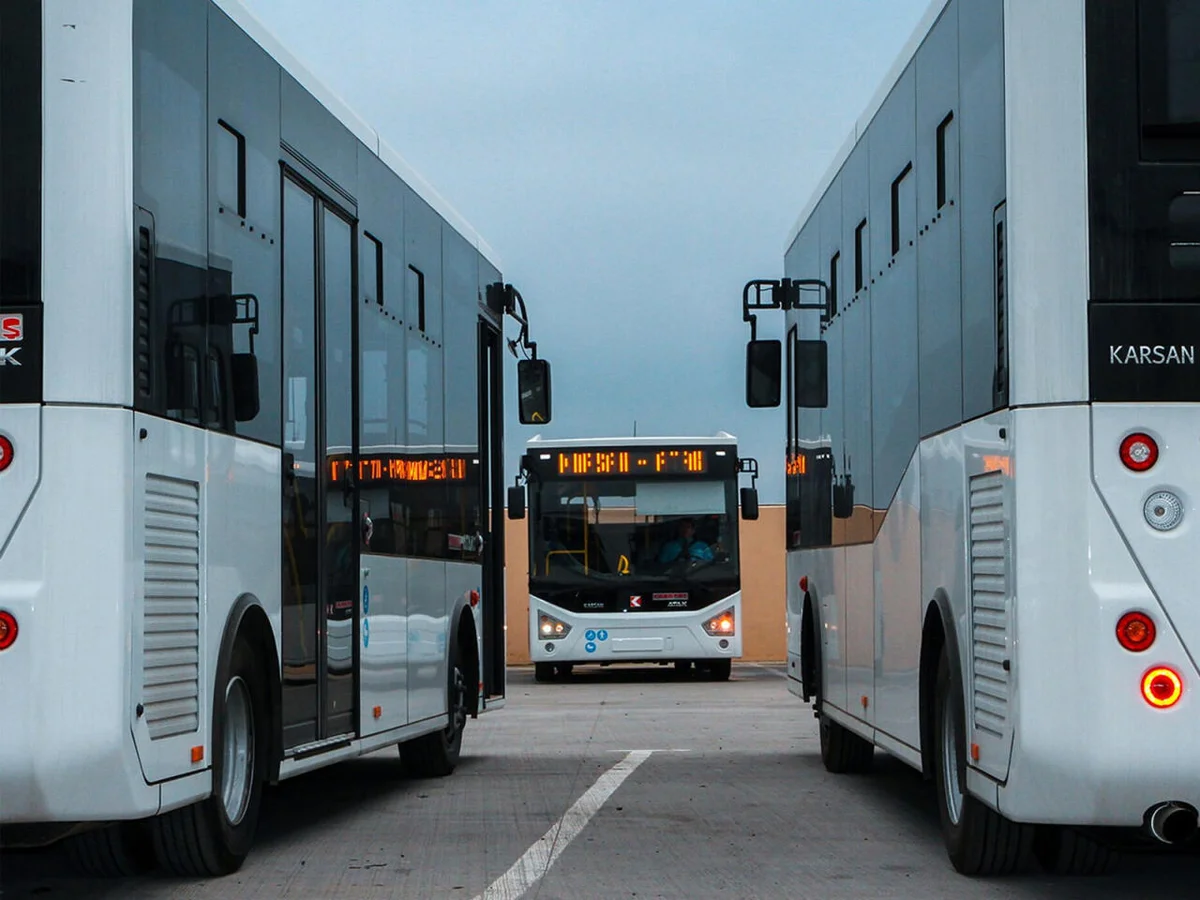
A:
[212, 0, 503, 272]
[784, 0, 952, 256]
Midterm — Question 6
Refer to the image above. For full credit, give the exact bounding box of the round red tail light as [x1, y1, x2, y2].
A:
[1142, 667, 1184, 709]
[0, 434, 13, 473]
[1117, 611, 1157, 652]
[1120, 433, 1159, 471]
[0, 610, 17, 651]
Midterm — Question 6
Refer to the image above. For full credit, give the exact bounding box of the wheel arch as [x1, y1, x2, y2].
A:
[919, 589, 962, 781]
[216, 594, 281, 784]
[450, 596, 481, 717]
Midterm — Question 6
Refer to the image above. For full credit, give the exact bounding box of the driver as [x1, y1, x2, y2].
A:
[657, 517, 714, 564]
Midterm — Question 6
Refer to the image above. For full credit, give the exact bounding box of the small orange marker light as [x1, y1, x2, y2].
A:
[191, 746, 204, 763]
[470, 590, 480, 607]
[970, 743, 980, 762]
[861, 695, 869, 709]
[799, 576, 809, 592]
[373, 705, 382, 719]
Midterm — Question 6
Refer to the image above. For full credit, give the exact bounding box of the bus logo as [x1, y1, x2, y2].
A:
[0, 314, 22, 342]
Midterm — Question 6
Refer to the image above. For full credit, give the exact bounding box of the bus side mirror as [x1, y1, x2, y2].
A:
[507, 485, 526, 520]
[740, 487, 759, 521]
[517, 358, 552, 425]
[746, 340, 781, 408]
[794, 339, 828, 409]
[231, 353, 260, 422]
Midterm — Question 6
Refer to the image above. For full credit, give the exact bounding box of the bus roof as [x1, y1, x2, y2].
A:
[526, 432, 738, 450]
[784, 0, 951, 255]
[213, 0, 502, 272]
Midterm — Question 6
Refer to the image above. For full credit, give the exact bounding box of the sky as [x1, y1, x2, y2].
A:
[238, 0, 934, 503]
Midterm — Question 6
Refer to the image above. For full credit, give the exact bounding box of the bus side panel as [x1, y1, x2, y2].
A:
[42, 0, 133, 408]
[873, 451, 922, 751]
[407, 557, 448, 725]
[359, 553, 409, 736]
[129, 413, 210, 786]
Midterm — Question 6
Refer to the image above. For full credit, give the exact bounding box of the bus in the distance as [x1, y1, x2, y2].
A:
[0, 0, 552, 877]
[510, 434, 758, 682]
[742, 0, 1200, 878]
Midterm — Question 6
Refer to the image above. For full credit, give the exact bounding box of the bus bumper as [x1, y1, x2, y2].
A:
[529, 593, 743, 664]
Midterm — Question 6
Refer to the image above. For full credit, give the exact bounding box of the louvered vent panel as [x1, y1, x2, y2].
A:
[969, 470, 1009, 739]
[143, 474, 200, 740]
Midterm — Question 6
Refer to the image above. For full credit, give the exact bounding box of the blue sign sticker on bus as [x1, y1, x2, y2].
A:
[585, 629, 597, 642]
[363, 618, 370, 648]
[597, 629, 609, 641]
[363, 585, 370, 615]
[585, 641, 597, 653]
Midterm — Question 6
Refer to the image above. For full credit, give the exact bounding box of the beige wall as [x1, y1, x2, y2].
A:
[504, 505, 787, 664]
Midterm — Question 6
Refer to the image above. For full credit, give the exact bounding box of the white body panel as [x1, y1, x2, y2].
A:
[529, 592, 743, 665]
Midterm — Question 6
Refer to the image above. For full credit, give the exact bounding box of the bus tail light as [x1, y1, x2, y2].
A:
[1117, 611, 1157, 652]
[1142, 667, 1184, 709]
[0, 434, 12, 473]
[0, 610, 17, 651]
[704, 609, 735, 637]
[1120, 433, 1159, 471]
[538, 613, 570, 640]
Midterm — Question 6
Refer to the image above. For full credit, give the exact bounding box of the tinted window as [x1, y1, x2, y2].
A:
[0, 0, 40, 306]
[1140, 0, 1200, 157]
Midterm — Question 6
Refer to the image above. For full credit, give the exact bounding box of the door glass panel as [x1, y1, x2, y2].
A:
[281, 178, 318, 748]
[322, 209, 356, 736]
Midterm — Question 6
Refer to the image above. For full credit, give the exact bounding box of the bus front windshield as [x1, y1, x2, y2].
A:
[529, 478, 739, 587]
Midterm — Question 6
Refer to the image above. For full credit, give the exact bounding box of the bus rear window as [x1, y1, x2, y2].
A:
[0, 0, 41, 305]
[1139, 0, 1200, 159]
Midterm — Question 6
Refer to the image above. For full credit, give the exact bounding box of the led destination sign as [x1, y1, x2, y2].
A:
[530, 446, 722, 478]
[330, 454, 470, 484]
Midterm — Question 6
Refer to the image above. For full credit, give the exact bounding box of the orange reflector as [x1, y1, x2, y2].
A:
[1117, 611, 1156, 652]
[191, 746, 204, 763]
[470, 590, 480, 607]
[971, 743, 980, 762]
[1142, 667, 1184, 709]
[799, 576, 809, 592]
[373, 705, 382, 719]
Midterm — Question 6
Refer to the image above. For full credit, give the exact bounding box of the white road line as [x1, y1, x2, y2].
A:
[473, 750, 654, 900]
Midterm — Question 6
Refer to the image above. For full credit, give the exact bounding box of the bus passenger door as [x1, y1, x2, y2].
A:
[478, 318, 506, 705]
[280, 172, 358, 751]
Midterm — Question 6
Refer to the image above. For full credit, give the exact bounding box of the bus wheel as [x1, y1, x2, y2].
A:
[152, 636, 268, 876]
[818, 710, 874, 773]
[403, 629, 467, 777]
[534, 662, 556, 683]
[702, 659, 732, 681]
[64, 821, 156, 876]
[933, 644, 1032, 875]
[1033, 826, 1116, 876]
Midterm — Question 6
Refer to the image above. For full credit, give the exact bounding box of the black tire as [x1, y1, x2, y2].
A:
[933, 645, 1033, 875]
[403, 626, 467, 777]
[152, 636, 269, 876]
[64, 821, 156, 877]
[674, 660, 693, 678]
[554, 663, 574, 679]
[1033, 826, 1117, 876]
[818, 711, 874, 773]
[534, 662, 556, 683]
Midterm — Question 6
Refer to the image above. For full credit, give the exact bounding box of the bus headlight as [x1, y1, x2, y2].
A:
[538, 613, 571, 640]
[703, 609, 735, 637]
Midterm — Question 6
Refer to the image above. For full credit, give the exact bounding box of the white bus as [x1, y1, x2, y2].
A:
[510, 434, 758, 682]
[742, 0, 1200, 877]
[0, 0, 553, 877]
